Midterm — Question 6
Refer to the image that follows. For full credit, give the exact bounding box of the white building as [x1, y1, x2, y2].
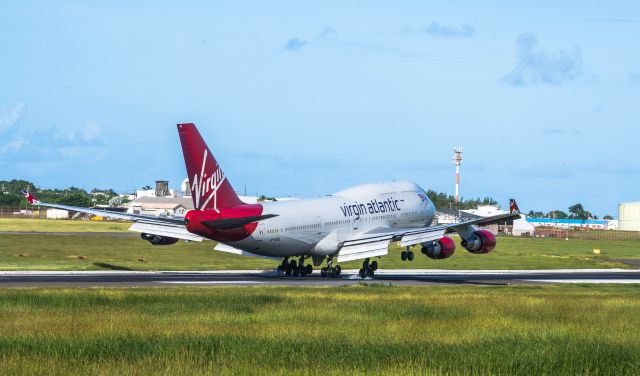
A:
[46, 209, 69, 219]
[512, 216, 535, 236]
[126, 197, 193, 217]
[619, 202, 640, 231]
[463, 205, 535, 236]
[462, 205, 507, 218]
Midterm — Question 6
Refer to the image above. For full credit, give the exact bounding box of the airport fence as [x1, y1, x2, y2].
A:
[2, 206, 640, 240]
[0, 206, 46, 218]
[527, 227, 640, 241]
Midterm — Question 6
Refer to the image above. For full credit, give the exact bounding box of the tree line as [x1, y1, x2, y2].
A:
[526, 203, 613, 220]
[0, 179, 119, 208]
[425, 190, 497, 210]
[0, 179, 615, 219]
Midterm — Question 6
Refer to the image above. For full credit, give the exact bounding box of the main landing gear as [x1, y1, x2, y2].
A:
[400, 246, 415, 261]
[359, 258, 378, 278]
[277, 256, 313, 277]
[320, 257, 341, 278]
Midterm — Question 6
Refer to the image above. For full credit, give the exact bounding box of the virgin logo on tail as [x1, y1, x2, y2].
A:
[191, 149, 226, 212]
[509, 199, 520, 215]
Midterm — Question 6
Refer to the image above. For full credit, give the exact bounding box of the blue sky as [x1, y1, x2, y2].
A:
[1, 1, 639, 216]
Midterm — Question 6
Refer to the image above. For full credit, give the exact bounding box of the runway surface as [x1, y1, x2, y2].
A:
[1, 269, 639, 287]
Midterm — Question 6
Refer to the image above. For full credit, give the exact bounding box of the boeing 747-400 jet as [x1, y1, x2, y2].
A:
[23, 123, 521, 278]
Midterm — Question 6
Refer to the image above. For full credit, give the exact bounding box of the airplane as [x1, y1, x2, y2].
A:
[22, 123, 521, 278]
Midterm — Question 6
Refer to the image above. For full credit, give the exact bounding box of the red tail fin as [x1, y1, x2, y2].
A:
[178, 123, 243, 211]
[509, 198, 520, 215]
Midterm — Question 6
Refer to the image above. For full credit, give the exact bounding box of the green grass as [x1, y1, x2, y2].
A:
[0, 285, 638, 375]
[0, 234, 277, 271]
[0, 233, 639, 271]
[0, 217, 129, 232]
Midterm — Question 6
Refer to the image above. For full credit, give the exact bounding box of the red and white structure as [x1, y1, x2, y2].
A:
[453, 146, 463, 208]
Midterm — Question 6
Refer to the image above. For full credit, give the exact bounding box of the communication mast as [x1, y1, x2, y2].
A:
[453, 147, 463, 208]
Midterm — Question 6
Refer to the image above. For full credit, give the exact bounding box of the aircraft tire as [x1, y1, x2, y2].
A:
[335, 265, 341, 275]
[359, 269, 365, 279]
[305, 264, 313, 275]
[407, 251, 414, 261]
[285, 266, 293, 277]
[401, 251, 407, 261]
[371, 261, 378, 271]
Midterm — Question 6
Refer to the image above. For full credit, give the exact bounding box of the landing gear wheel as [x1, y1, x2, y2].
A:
[305, 264, 313, 275]
[335, 265, 342, 275]
[293, 267, 300, 277]
[276, 265, 285, 276]
[371, 261, 378, 271]
[401, 251, 408, 261]
[407, 251, 414, 261]
[367, 269, 375, 278]
[285, 266, 293, 277]
[359, 269, 365, 278]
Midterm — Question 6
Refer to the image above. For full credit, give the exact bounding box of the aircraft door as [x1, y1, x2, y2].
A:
[256, 223, 265, 241]
[352, 216, 361, 231]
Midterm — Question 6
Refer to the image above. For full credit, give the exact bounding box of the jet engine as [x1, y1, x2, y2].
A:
[141, 233, 179, 246]
[421, 236, 456, 259]
[461, 229, 496, 254]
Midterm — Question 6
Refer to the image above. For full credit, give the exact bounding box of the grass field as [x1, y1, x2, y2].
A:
[0, 233, 639, 271]
[1, 217, 639, 271]
[0, 217, 129, 232]
[0, 285, 638, 375]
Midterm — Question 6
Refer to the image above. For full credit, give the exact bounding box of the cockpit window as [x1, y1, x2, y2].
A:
[416, 187, 429, 204]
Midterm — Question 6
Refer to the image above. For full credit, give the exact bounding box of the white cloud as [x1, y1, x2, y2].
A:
[629, 66, 640, 84]
[283, 38, 308, 52]
[0, 103, 26, 132]
[504, 32, 582, 86]
[423, 22, 474, 38]
[66, 120, 105, 144]
[80, 120, 103, 142]
[0, 136, 29, 154]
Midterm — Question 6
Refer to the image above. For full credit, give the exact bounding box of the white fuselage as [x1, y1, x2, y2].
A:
[230, 181, 435, 257]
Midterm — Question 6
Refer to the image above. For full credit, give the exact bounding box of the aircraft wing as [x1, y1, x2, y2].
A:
[21, 190, 203, 242]
[337, 212, 521, 262]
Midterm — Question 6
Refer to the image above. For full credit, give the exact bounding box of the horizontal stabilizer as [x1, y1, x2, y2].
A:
[202, 214, 278, 230]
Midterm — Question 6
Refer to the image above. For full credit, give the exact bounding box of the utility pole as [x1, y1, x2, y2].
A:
[452, 146, 463, 209]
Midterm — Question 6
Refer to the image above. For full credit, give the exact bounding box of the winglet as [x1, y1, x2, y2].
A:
[21, 190, 40, 205]
[509, 199, 520, 215]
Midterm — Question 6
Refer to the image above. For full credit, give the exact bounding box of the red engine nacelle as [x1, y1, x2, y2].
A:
[141, 233, 179, 246]
[421, 236, 456, 259]
[461, 229, 496, 254]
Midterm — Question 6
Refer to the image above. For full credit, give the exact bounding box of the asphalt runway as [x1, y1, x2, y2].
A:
[1, 269, 639, 287]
